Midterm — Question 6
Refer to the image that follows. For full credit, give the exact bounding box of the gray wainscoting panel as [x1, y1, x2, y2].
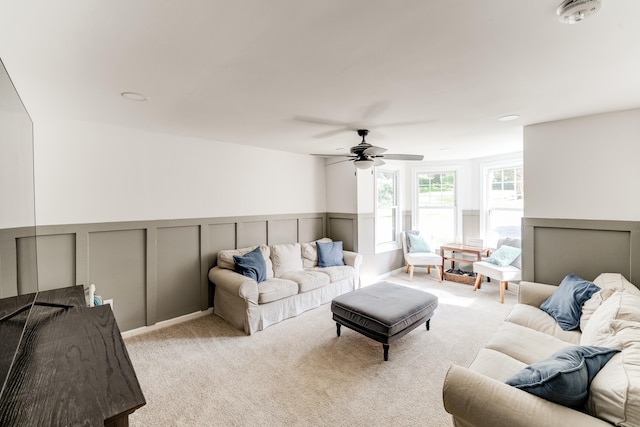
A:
[237, 221, 267, 248]
[267, 219, 298, 245]
[156, 225, 201, 322]
[522, 218, 639, 286]
[299, 217, 325, 243]
[208, 223, 236, 268]
[16, 236, 38, 295]
[33, 233, 76, 291]
[89, 229, 146, 331]
[327, 213, 357, 251]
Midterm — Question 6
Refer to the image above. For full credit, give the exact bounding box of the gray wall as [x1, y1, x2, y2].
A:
[522, 218, 640, 286]
[1, 212, 328, 331]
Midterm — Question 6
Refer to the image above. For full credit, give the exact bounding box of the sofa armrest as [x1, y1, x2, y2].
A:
[342, 250, 362, 270]
[443, 365, 610, 427]
[517, 281, 558, 307]
[208, 267, 259, 304]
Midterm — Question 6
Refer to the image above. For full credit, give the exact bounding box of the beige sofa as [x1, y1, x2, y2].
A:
[443, 273, 640, 427]
[208, 239, 362, 334]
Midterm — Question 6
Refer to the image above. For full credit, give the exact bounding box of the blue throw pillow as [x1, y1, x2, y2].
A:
[485, 245, 521, 266]
[540, 274, 600, 331]
[408, 233, 431, 253]
[317, 241, 345, 267]
[505, 345, 619, 407]
[233, 246, 267, 283]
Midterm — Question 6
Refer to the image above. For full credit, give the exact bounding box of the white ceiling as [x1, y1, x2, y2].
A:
[1, 0, 639, 161]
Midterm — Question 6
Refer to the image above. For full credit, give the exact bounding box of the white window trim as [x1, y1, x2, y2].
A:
[480, 159, 523, 244]
[374, 164, 402, 254]
[411, 165, 461, 245]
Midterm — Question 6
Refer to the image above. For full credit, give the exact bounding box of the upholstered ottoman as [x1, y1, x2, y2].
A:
[331, 281, 438, 361]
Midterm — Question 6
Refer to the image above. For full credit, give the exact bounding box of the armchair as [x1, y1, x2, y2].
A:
[401, 231, 443, 282]
[472, 237, 521, 303]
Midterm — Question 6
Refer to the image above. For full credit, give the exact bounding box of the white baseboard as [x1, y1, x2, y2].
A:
[121, 308, 213, 339]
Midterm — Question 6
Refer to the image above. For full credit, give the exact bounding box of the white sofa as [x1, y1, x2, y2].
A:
[208, 239, 362, 334]
[443, 273, 640, 427]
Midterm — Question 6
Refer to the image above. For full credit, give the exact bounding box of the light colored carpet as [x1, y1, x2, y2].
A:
[125, 272, 517, 427]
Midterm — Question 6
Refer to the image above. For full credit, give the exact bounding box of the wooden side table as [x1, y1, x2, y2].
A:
[440, 243, 490, 272]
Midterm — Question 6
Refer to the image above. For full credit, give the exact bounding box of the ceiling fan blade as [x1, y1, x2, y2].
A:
[363, 146, 387, 156]
[312, 128, 351, 139]
[362, 100, 391, 120]
[381, 154, 424, 161]
[375, 119, 433, 128]
[325, 158, 353, 166]
[311, 153, 354, 158]
[374, 159, 386, 167]
[293, 115, 349, 127]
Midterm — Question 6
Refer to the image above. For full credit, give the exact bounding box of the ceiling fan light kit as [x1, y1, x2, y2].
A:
[556, 0, 602, 24]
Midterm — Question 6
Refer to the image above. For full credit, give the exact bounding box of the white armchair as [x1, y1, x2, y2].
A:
[472, 237, 522, 303]
[401, 231, 443, 282]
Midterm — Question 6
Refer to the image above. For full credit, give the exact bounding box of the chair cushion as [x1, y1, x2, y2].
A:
[485, 245, 521, 267]
[405, 251, 442, 266]
[473, 261, 521, 282]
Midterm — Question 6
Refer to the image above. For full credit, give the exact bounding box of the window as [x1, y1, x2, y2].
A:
[375, 168, 400, 251]
[415, 171, 457, 248]
[485, 166, 523, 247]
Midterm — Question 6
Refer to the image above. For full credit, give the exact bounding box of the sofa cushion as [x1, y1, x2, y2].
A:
[301, 238, 332, 268]
[486, 322, 572, 365]
[581, 273, 640, 331]
[257, 278, 299, 304]
[218, 245, 274, 279]
[540, 274, 600, 331]
[505, 346, 619, 408]
[586, 320, 640, 427]
[485, 245, 521, 267]
[317, 241, 345, 267]
[505, 304, 581, 345]
[468, 348, 528, 382]
[310, 265, 353, 283]
[581, 291, 640, 348]
[280, 270, 330, 293]
[233, 246, 267, 283]
[270, 243, 303, 277]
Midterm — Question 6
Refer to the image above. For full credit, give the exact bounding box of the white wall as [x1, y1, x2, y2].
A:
[34, 118, 327, 225]
[0, 112, 35, 228]
[524, 108, 640, 220]
[325, 160, 357, 213]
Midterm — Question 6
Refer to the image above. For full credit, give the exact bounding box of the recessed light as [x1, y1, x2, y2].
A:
[498, 114, 520, 121]
[121, 91, 149, 101]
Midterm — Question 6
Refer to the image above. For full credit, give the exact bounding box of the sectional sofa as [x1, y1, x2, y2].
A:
[208, 239, 362, 334]
[443, 273, 640, 427]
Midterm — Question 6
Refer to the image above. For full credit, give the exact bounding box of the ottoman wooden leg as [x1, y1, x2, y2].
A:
[383, 344, 389, 361]
[336, 323, 341, 337]
[426, 319, 431, 331]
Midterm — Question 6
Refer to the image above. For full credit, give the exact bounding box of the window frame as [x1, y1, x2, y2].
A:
[411, 166, 460, 248]
[374, 165, 402, 254]
[481, 160, 524, 248]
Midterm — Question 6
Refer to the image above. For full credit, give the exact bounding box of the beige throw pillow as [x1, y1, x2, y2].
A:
[270, 243, 303, 277]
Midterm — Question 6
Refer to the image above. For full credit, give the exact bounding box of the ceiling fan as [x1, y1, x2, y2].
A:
[312, 129, 424, 170]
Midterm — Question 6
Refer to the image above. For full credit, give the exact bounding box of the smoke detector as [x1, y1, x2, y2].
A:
[556, 0, 602, 24]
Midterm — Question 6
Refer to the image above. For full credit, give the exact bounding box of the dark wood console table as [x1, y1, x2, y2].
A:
[0, 286, 146, 426]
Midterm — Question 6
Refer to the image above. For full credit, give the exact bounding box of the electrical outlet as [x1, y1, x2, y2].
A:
[103, 299, 114, 309]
